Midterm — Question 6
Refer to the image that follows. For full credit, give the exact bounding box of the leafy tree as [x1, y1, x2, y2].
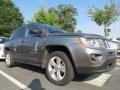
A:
[48, 8, 60, 27]
[89, 2, 120, 37]
[32, 4, 78, 32]
[32, 8, 49, 24]
[57, 4, 78, 32]
[117, 37, 120, 41]
[76, 30, 82, 33]
[32, 8, 59, 27]
[0, 0, 23, 37]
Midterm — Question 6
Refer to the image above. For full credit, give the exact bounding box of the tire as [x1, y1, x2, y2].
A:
[5, 51, 15, 68]
[46, 51, 75, 86]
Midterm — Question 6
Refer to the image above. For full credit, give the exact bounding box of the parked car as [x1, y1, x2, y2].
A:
[4, 23, 116, 86]
[0, 37, 8, 59]
[113, 41, 120, 57]
[117, 42, 120, 57]
[110, 41, 120, 57]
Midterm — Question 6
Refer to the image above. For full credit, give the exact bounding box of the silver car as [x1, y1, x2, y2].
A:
[0, 37, 8, 59]
[108, 41, 120, 57]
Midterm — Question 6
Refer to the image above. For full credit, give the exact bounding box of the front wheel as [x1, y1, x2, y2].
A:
[5, 51, 15, 68]
[46, 51, 75, 86]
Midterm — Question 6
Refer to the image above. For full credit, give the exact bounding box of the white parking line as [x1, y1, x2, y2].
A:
[0, 70, 31, 90]
[84, 73, 111, 87]
[116, 62, 120, 66]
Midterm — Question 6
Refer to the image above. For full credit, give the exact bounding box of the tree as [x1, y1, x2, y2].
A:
[89, 2, 120, 37]
[31, 8, 59, 27]
[0, 0, 23, 37]
[31, 4, 78, 32]
[76, 30, 82, 33]
[117, 38, 120, 41]
[57, 4, 78, 32]
[32, 8, 49, 24]
[48, 8, 60, 27]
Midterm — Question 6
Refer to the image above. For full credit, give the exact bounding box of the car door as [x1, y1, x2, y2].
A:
[11, 26, 27, 61]
[18, 25, 44, 64]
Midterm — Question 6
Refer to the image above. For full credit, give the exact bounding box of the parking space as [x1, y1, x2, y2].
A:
[0, 60, 120, 90]
[0, 74, 20, 90]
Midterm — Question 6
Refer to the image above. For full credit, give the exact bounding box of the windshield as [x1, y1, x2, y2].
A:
[0, 38, 8, 44]
[44, 25, 67, 33]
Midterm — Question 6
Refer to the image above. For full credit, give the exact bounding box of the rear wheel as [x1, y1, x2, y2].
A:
[5, 51, 15, 68]
[46, 51, 75, 86]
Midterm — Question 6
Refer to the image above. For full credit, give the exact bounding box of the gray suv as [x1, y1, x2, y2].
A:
[4, 23, 116, 86]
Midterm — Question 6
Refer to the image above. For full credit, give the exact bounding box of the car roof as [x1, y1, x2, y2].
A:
[23, 23, 106, 39]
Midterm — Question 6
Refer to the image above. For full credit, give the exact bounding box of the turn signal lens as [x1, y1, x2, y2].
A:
[79, 37, 87, 46]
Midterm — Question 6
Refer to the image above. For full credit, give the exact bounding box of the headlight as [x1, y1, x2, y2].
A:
[79, 37, 101, 48]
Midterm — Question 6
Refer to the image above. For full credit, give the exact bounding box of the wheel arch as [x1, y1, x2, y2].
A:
[42, 45, 76, 72]
[4, 47, 10, 56]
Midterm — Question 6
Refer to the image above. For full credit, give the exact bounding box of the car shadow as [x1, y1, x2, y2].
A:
[25, 79, 45, 90]
[17, 64, 46, 90]
[0, 59, 5, 62]
[16, 63, 46, 75]
[16, 63, 101, 83]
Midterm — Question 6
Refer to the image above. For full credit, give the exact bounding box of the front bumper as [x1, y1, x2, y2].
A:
[69, 44, 117, 74]
[76, 56, 116, 74]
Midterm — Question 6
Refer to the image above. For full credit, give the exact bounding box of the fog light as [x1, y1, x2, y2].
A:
[90, 54, 103, 62]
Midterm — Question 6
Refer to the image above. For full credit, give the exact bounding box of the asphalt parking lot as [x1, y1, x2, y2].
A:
[0, 59, 120, 90]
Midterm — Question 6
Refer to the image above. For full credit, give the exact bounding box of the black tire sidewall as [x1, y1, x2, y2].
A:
[46, 51, 74, 86]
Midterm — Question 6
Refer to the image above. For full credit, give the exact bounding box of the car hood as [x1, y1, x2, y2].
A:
[50, 33, 82, 36]
[50, 33, 105, 39]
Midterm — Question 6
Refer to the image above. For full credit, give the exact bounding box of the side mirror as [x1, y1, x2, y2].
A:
[30, 29, 43, 36]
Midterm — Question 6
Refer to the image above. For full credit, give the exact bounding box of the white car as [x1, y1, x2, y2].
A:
[0, 37, 8, 59]
[108, 41, 120, 57]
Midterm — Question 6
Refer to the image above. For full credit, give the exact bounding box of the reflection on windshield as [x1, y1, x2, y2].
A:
[44, 25, 67, 33]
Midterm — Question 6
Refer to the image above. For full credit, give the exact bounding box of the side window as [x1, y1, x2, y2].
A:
[26, 27, 36, 38]
[10, 30, 16, 39]
[10, 27, 26, 39]
[26, 25, 44, 38]
[17, 27, 26, 38]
